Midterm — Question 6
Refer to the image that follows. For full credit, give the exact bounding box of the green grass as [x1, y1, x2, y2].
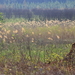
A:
[0, 43, 71, 63]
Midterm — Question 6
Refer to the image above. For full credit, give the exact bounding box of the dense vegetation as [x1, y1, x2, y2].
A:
[0, 8, 75, 75]
[0, 0, 75, 21]
[0, 8, 75, 21]
[0, 19, 75, 74]
[0, 0, 75, 9]
[0, 0, 75, 75]
[0, 0, 74, 3]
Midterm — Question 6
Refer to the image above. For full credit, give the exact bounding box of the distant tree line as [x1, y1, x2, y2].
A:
[0, 0, 74, 4]
[0, 8, 75, 21]
[0, 0, 75, 9]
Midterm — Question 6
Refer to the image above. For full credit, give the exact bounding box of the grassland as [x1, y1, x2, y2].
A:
[0, 19, 75, 75]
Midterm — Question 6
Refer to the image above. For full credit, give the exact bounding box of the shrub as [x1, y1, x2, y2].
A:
[0, 12, 4, 23]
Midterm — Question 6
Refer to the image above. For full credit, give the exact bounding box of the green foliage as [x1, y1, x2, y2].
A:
[0, 13, 4, 23]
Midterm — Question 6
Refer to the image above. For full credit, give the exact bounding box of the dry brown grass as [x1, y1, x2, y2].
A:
[0, 19, 75, 44]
